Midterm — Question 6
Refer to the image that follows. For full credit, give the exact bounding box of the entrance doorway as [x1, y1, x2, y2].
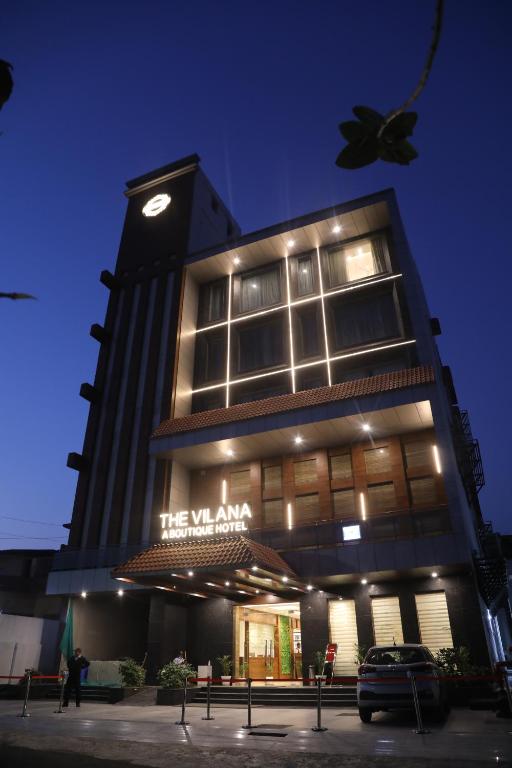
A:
[234, 602, 301, 684]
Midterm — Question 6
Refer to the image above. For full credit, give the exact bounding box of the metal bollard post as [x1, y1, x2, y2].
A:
[242, 677, 253, 729]
[502, 667, 512, 717]
[18, 669, 32, 718]
[54, 670, 68, 714]
[408, 671, 430, 735]
[311, 677, 328, 732]
[175, 675, 190, 726]
[202, 677, 214, 720]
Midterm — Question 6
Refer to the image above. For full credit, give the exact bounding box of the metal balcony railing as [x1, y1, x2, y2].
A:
[452, 408, 485, 500]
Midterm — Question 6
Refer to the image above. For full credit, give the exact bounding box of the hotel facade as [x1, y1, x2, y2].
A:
[47, 154, 510, 682]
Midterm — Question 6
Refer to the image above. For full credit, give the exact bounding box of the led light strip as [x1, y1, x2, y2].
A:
[316, 246, 332, 386]
[194, 273, 403, 334]
[191, 339, 417, 394]
[359, 492, 367, 521]
[287, 502, 293, 530]
[284, 254, 296, 393]
[225, 274, 232, 407]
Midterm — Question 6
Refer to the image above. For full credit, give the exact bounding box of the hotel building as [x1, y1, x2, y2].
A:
[47, 154, 508, 682]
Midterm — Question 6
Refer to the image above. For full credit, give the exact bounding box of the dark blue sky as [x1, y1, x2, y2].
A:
[2, 1, 511, 549]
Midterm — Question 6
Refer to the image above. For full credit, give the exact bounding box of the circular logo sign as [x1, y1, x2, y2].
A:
[142, 193, 171, 217]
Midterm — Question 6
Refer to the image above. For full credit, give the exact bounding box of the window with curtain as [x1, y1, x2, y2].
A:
[199, 279, 227, 325]
[367, 483, 396, 514]
[324, 237, 386, 289]
[235, 314, 286, 373]
[294, 304, 322, 361]
[230, 469, 251, 497]
[263, 465, 282, 494]
[330, 452, 353, 482]
[294, 494, 319, 523]
[263, 498, 284, 527]
[240, 264, 281, 312]
[364, 446, 392, 474]
[333, 489, 356, 519]
[296, 254, 314, 296]
[193, 329, 226, 385]
[409, 477, 437, 506]
[328, 289, 400, 351]
[293, 458, 317, 485]
[404, 440, 432, 469]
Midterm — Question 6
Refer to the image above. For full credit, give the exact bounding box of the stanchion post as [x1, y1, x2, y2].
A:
[202, 676, 214, 721]
[502, 666, 512, 716]
[241, 677, 252, 729]
[18, 668, 32, 718]
[54, 670, 68, 714]
[408, 671, 429, 735]
[311, 676, 327, 732]
[175, 674, 190, 726]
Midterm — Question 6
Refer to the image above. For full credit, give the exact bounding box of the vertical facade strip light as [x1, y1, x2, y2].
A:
[315, 246, 332, 386]
[359, 492, 367, 521]
[284, 255, 296, 393]
[432, 445, 442, 474]
[287, 502, 293, 530]
[221, 478, 227, 505]
[225, 274, 232, 408]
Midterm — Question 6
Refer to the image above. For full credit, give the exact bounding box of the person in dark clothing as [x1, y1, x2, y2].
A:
[63, 647, 90, 707]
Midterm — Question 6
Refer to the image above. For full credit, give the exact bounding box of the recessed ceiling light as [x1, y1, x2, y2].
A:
[294, 436, 303, 445]
[282, 576, 289, 583]
[81, 591, 87, 598]
[319, 590, 324, 594]
[188, 571, 194, 577]
[361, 578, 368, 585]
[255, 589, 260, 594]
[238, 590, 246, 595]
[251, 565, 258, 571]
[225, 580, 230, 586]
[286, 239, 295, 248]
[431, 571, 438, 578]
[233, 255, 241, 265]
[338, 596, 343, 601]
[117, 589, 124, 596]
[306, 584, 313, 591]
[362, 423, 371, 432]
[226, 448, 234, 457]
[332, 224, 342, 234]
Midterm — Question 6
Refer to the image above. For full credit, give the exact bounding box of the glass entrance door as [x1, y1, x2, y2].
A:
[234, 602, 301, 683]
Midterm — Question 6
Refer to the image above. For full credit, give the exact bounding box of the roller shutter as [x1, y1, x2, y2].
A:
[415, 592, 453, 654]
[328, 599, 358, 675]
[371, 596, 404, 645]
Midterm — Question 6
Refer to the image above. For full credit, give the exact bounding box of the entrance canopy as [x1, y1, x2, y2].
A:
[112, 535, 302, 600]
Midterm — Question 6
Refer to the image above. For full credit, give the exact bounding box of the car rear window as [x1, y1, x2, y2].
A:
[366, 647, 427, 665]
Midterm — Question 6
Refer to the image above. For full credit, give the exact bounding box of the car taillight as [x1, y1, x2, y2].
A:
[358, 664, 376, 674]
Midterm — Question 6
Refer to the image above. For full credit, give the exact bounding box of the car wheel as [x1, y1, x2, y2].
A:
[359, 708, 372, 723]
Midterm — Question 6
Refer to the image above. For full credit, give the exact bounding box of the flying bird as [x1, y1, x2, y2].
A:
[0, 292, 37, 300]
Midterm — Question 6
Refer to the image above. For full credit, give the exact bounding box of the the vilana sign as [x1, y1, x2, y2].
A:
[159, 503, 252, 540]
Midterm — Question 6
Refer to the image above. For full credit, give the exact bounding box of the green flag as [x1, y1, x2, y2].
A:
[59, 600, 74, 660]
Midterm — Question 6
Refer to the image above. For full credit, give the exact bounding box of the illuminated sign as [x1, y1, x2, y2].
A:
[160, 503, 252, 540]
[142, 193, 171, 217]
[342, 524, 361, 541]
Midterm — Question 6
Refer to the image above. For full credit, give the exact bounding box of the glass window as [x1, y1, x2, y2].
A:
[191, 388, 225, 413]
[294, 494, 319, 522]
[404, 441, 432, 469]
[409, 477, 437, 506]
[296, 366, 327, 392]
[240, 264, 281, 313]
[328, 289, 400, 351]
[263, 465, 282, 493]
[367, 483, 396, 514]
[333, 489, 356, 519]
[293, 304, 322, 361]
[194, 329, 226, 385]
[263, 499, 283, 527]
[234, 314, 286, 374]
[293, 459, 317, 485]
[324, 237, 386, 289]
[364, 446, 392, 474]
[230, 373, 290, 405]
[297, 254, 314, 296]
[330, 452, 353, 482]
[199, 279, 226, 325]
[230, 470, 251, 497]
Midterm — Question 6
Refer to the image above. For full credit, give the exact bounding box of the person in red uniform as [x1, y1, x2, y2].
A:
[63, 647, 90, 707]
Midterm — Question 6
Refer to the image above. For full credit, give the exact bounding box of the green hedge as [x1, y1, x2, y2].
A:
[279, 616, 292, 675]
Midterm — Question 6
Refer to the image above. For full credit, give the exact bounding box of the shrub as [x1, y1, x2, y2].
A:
[216, 655, 232, 676]
[434, 646, 488, 676]
[119, 658, 146, 688]
[314, 650, 326, 674]
[158, 660, 196, 689]
[354, 643, 370, 665]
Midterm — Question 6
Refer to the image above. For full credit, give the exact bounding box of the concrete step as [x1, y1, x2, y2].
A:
[193, 685, 357, 707]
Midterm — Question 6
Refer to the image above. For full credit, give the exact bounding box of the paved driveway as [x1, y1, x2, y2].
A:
[0, 700, 510, 767]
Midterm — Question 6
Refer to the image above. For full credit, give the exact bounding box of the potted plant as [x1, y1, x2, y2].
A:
[119, 657, 146, 692]
[157, 659, 196, 705]
[239, 660, 249, 683]
[314, 650, 326, 683]
[434, 646, 489, 706]
[216, 655, 232, 685]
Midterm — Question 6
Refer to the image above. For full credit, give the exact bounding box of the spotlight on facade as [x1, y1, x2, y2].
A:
[233, 255, 241, 266]
[226, 448, 235, 457]
[332, 224, 342, 234]
[294, 435, 303, 445]
[188, 571, 194, 577]
[431, 571, 438, 578]
[362, 423, 371, 432]
[306, 584, 313, 591]
[225, 581, 230, 586]
[81, 591, 87, 598]
[117, 589, 124, 596]
[286, 239, 295, 248]
[361, 578, 368, 585]
[282, 576, 289, 583]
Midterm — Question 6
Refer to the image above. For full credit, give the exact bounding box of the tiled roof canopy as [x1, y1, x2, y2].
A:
[153, 366, 435, 438]
[112, 536, 296, 577]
